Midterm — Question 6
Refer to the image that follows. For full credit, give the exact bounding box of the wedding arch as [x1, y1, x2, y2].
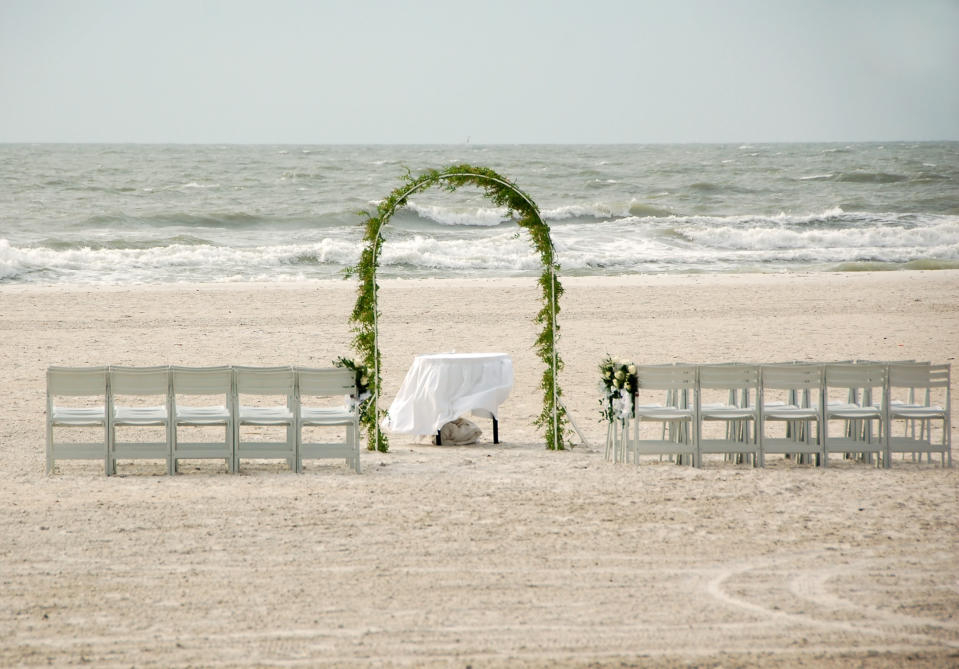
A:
[347, 164, 570, 452]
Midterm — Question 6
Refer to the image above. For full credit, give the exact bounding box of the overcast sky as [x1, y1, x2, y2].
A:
[2, 0, 958, 144]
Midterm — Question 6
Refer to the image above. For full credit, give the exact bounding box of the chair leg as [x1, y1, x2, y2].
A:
[352, 424, 361, 473]
[104, 421, 112, 475]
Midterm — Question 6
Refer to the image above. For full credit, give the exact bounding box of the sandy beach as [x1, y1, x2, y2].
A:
[1, 271, 957, 667]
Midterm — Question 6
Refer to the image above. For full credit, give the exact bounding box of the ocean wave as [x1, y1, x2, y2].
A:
[542, 203, 620, 220]
[678, 219, 959, 251]
[405, 201, 508, 227]
[401, 199, 678, 226]
[913, 171, 953, 182]
[170, 182, 221, 190]
[4, 213, 959, 285]
[381, 234, 540, 271]
[627, 202, 677, 218]
[690, 181, 723, 193]
[616, 207, 849, 230]
[539, 200, 676, 221]
[80, 211, 262, 228]
[834, 172, 908, 184]
[75, 210, 357, 230]
[0, 237, 362, 284]
[0, 232, 542, 284]
[36, 234, 215, 251]
[688, 181, 761, 195]
[585, 178, 620, 189]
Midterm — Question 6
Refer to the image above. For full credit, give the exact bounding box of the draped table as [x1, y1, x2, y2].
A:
[383, 353, 514, 443]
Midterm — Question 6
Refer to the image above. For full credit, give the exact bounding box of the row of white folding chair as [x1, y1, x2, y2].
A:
[821, 361, 950, 467]
[620, 362, 950, 468]
[886, 362, 951, 466]
[46, 365, 360, 475]
[232, 365, 361, 474]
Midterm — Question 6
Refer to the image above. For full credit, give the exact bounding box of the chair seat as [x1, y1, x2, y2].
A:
[114, 406, 168, 425]
[702, 406, 758, 420]
[300, 406, 353, 425]
[51, 407, 107, 425]
[826, 404, 881, 419]
[890, 405, 945, 419]
[763, 404, 819, 420]
[176, 405, 231, 424]
[634, 405, 693, 421]
[239, 406, 294, 424]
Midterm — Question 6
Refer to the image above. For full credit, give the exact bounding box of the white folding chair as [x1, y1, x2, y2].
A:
[46, 366, 110, 474]
[295, 367, 361, 473]
[887, 362, 951, 467]
[759, 364, 823, 467]
[628, 364, 698, 466]
[822, 363, 887, 467]
[234, 366, 296, 471]
[171, 365, 235, 474]
[697, 364, 761, 467]
[108, 366, 172, 475]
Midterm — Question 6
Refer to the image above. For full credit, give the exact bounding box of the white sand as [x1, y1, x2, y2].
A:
[1, 271, 957, 667]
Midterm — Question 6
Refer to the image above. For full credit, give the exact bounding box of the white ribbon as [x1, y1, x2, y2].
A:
[611, 390, 634, 420]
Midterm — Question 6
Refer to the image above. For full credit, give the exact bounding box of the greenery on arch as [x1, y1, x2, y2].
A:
[345, 164, 570, 452]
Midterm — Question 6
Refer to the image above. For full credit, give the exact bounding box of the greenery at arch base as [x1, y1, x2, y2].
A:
[346, 164, 571, 452]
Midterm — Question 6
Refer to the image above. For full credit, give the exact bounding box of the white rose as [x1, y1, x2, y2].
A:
[627, 364, 636, 375]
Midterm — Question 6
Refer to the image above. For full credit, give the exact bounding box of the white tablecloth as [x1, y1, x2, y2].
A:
[383, 353, 514, 435]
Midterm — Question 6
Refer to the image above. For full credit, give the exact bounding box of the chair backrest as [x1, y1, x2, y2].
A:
[824, 363, 885, 389]
[698, 364, 759, 389]
[887, 362, 949, 389]
[635, 364, 697, 390]
[761, 364, 822, 390]
[171, 365, 233, 395]
[109, 366, 170, 396]
[47, 366, 109, 396]
[296, 367, 356, 396]
[234, 366, 294, 395]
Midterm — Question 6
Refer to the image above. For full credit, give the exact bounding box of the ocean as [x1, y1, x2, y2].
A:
[1, 142, 957, 285]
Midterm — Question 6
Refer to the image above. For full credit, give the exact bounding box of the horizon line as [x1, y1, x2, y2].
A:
[2, 138, 958, 147]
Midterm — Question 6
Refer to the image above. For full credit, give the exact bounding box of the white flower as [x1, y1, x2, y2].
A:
[613, 378, 622, 388]
[360, 375, 369, 386]
[603, 370, 612, 380]
[614, 370, 625, 381]
[627, 364, 636, 375]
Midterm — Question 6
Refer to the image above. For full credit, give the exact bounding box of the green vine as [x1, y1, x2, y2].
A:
[346, 164, 570, 452]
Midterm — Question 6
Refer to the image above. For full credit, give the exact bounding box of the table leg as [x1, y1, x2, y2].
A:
[493, 417, 499, 444]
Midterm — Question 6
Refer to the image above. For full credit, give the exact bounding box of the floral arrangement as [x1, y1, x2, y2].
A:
[333, 357, 372, 413]
[599, 356, 637, 422]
